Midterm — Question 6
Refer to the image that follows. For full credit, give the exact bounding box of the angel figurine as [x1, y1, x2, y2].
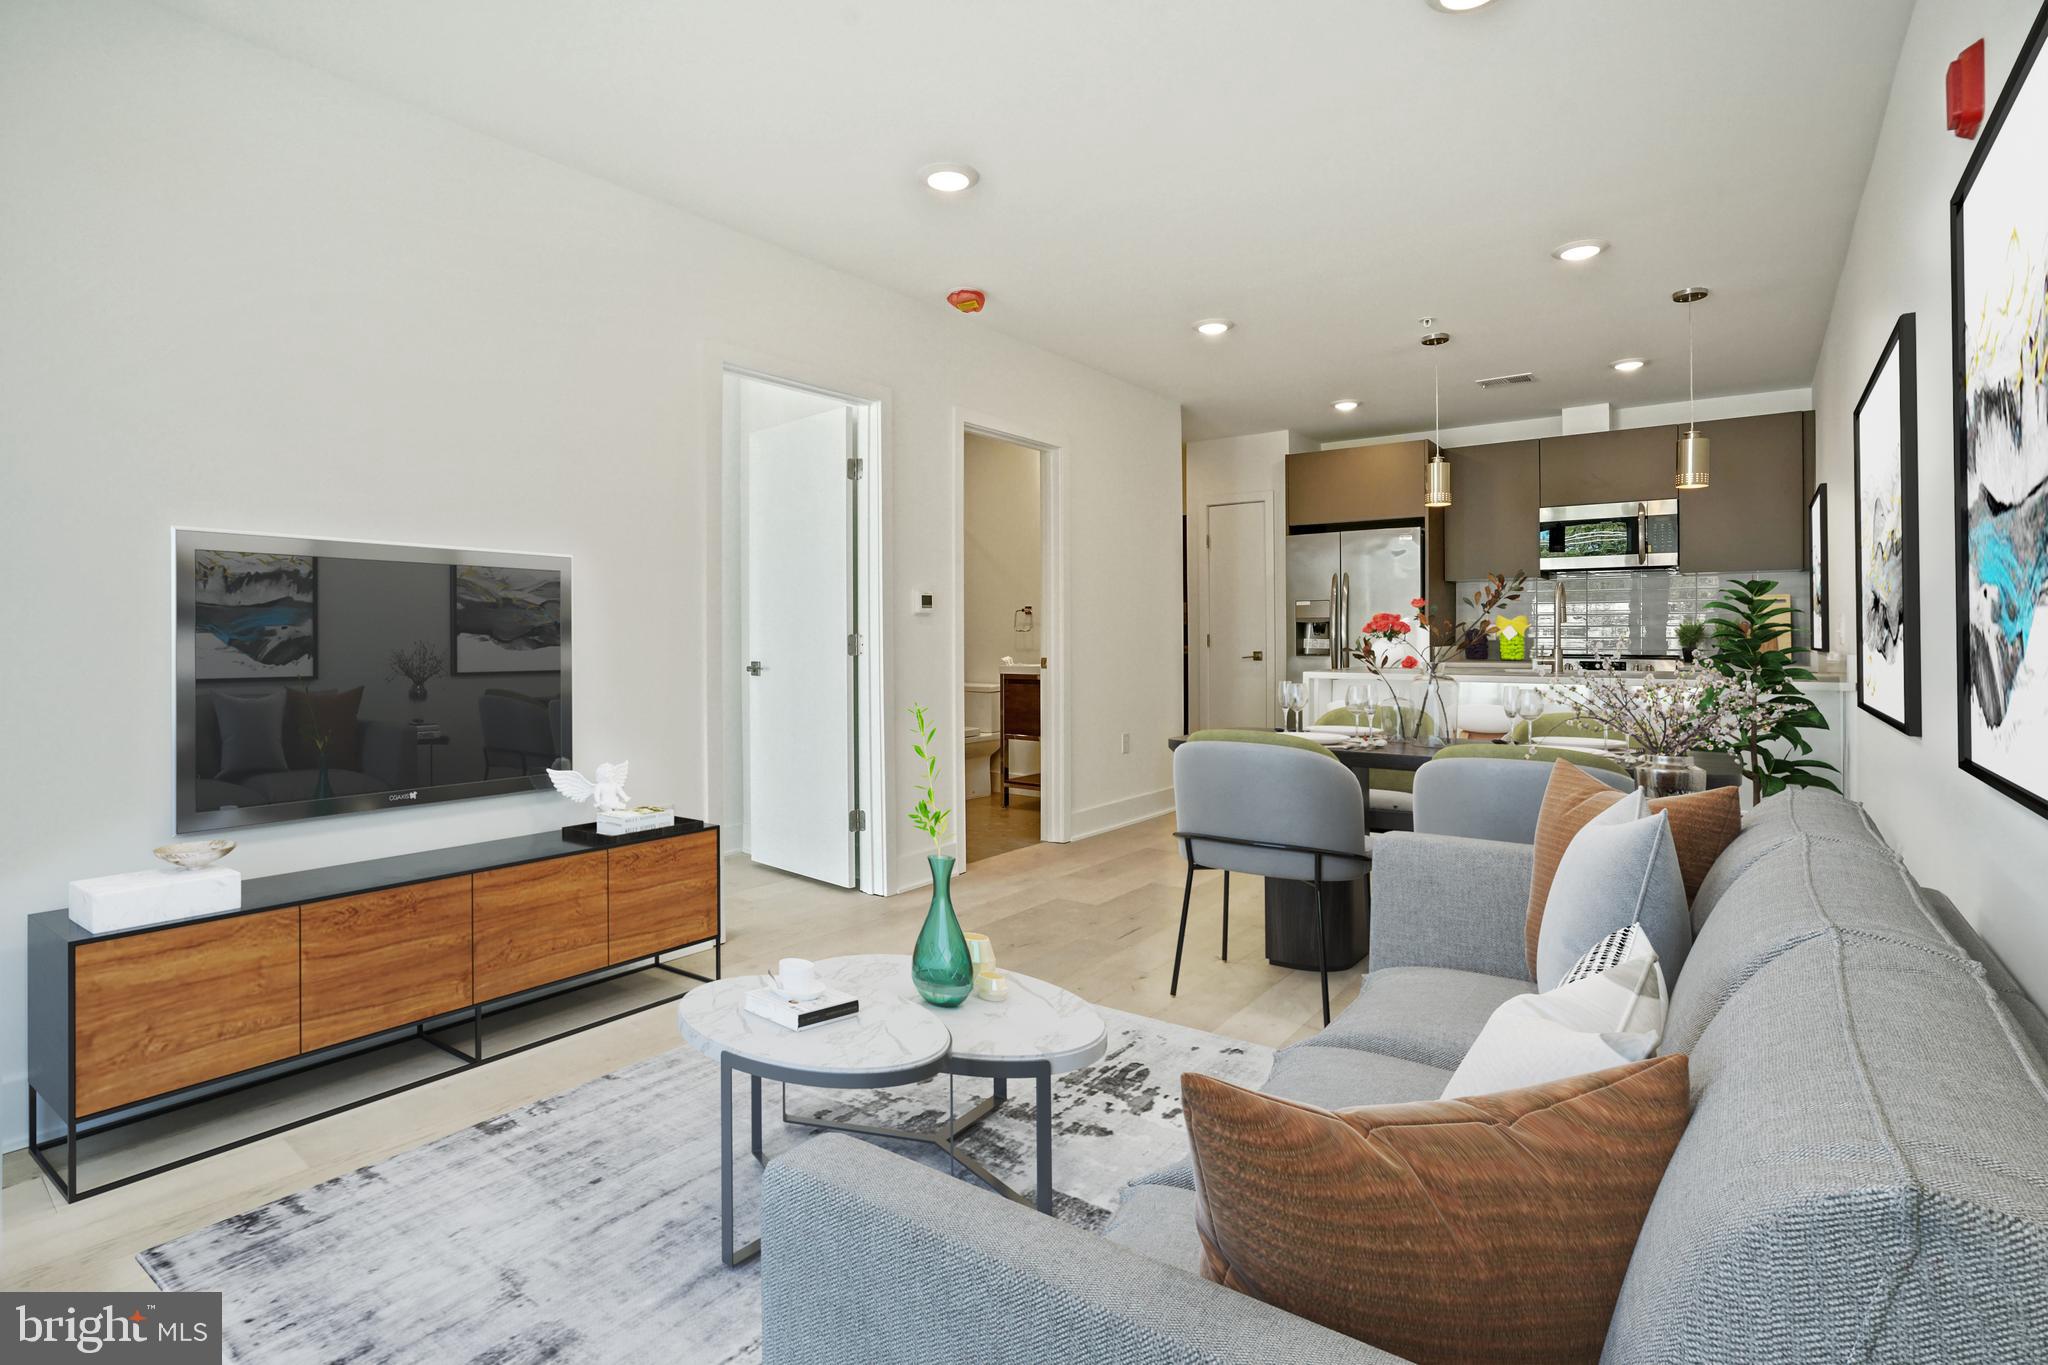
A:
[547, 761, 630, 811]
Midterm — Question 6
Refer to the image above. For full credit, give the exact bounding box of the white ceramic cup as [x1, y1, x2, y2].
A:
[778, 957, 822, 1000]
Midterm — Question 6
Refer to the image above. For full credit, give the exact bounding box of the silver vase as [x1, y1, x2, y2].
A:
[1633, 753, 1707, 799]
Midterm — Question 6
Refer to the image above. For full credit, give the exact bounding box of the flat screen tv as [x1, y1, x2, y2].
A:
[175, 530, 571, 833]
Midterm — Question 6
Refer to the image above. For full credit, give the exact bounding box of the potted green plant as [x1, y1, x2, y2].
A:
[906, 704, 972, 1006]
[1675, 618, 1706, 664]
[1699, 579, 1840, 800]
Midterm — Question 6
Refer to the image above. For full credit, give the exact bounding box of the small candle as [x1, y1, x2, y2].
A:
[973, 967, 1009, 1002]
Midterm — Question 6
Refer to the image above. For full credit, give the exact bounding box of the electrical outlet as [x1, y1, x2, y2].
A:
[1120, 732, 1131, 754]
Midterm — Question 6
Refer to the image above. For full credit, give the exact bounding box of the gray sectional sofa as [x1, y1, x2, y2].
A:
[760, 790, 2048, 1363]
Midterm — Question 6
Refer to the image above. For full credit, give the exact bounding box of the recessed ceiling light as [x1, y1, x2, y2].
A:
[921, 163, 979, 194]
[1613, 358, 1648, 373]
[1427, 0, 1497, 10]
[1194, 318, 1233, 337]
[1552, 238, 1609, 263]
[1333, 400, 1360, 413]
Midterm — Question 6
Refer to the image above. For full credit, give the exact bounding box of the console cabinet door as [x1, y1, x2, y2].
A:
[74, 907, 301, 1116]
[608, 831, 719, 964]
[300, 876, 474, 1052]
[472, 854, 609, 1000]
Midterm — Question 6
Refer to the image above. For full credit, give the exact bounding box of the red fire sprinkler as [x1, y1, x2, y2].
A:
[1948, 40, 1985, 140]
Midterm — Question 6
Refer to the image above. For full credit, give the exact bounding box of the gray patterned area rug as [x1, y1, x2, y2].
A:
[140, 1007, 1270, 1365]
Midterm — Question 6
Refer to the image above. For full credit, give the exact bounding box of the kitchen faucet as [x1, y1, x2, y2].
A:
[1551, 576, 1567, 677]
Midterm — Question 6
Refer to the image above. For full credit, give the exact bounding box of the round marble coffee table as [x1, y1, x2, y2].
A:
[677, 954, 1107, 1266]
[678, 973, 949, 1266]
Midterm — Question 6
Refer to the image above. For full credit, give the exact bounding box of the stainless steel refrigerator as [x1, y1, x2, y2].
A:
[1287, 524, 1425, 682]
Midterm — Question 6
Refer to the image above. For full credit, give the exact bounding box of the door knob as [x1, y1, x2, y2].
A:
[1242, 650, 1264, 661]
[746, 661, 764, 676]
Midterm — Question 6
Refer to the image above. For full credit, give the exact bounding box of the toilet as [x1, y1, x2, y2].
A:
[964, 683, 1001, 798]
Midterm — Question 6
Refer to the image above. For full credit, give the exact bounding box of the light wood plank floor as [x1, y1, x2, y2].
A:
[965, 791, 1040, 862]
[0, 813, 1355, 1292]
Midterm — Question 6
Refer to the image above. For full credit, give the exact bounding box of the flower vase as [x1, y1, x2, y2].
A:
[409, 680, 430, 703]
[1633, 753, 1707, 799]
[313, 752, 334, 801]
[911, 855, 974, 1007]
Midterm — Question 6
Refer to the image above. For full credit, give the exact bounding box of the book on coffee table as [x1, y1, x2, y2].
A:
[743, 986, 860, 1031]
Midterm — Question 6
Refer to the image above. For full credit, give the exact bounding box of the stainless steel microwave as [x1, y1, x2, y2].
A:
[1538, 499, 1679, 571]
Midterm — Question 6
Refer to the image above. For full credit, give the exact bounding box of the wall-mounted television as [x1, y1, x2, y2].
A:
[175, 530, 571, 833]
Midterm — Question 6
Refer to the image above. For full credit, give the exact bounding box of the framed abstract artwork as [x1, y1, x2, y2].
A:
[1853, 314, 1920, 734]
[1808, 484, 1829, 654]
[192, 549, 317, 680]
[451, 564, 565, 674]
[1952, 0, 2048, 816]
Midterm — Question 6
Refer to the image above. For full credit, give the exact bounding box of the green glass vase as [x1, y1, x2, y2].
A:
[911, 854, 973, 1007]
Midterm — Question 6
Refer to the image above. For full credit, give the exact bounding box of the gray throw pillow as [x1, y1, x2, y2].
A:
[212, 690, 288, 779]
[1536, 807, 1691, 990]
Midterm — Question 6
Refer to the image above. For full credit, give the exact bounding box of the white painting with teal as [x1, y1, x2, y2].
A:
[1960, 46, 2048, 797]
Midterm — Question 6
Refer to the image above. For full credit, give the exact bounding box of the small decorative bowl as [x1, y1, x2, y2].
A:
[154, 839, 236, 871]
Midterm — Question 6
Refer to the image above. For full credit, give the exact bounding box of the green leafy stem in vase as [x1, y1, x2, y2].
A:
[907, 703, 951, 856]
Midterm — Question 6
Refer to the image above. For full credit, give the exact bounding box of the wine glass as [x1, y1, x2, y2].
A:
[1286, 681, 1305, 731]
[1276, 679, 1296, 731]
[1344, 682, 1371, 737]
[1516, 689, 1546, 745]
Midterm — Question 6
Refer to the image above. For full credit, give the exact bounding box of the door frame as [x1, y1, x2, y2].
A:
[716, 356, 891, 894]
[1196, 492, 1278, 731]
[952, 412, 1070, 858]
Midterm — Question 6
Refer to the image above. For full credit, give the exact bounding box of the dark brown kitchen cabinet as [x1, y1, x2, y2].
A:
[1442, 440, 1540, 581]
[1537, 426, 1677, 508]
[1286, 440, 1433, 527]
[1675, 412, 1805, 572]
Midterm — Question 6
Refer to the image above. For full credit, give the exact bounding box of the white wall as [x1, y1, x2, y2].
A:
[963, 434, 1042, 685]
[0, 0, 1182, 1148]
[1811, 0, 2048, 1000]
[1182, 430, 1310, 729]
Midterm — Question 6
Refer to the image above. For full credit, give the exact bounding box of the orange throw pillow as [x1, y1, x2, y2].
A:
[1525, 761, 1739, 977]
[1183, 1056, 1691, 1365]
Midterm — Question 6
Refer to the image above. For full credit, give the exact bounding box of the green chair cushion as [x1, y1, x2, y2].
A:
[1506, 711, 1615, 744]
[1433, 741, 1631, 777]
[1185, 728, 1335, 758]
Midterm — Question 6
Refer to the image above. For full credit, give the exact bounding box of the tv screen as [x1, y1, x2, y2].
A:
[175, 530, 572, 833]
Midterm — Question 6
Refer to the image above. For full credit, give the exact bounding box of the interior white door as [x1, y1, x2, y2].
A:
[1202, 499, 1273, 729]
[746, 407, 856, 886]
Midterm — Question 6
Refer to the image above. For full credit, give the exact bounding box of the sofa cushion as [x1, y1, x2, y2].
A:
[1302, 965, 1527, 1070]
[1690, 787, 1890, 929]
[1181, 1058, 1691, 1363]
[1263, 1044, 1452, 1110]
[1611, 933, 2048, 1362]
[1535, 806, 1691, 990]
[1526, 761, 1739, 974]
[1664, 832, 1962, 1055]
[1101, 1183, 1205, 1278]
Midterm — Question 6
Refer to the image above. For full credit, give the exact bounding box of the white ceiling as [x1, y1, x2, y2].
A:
[161, 0, 1914, 443]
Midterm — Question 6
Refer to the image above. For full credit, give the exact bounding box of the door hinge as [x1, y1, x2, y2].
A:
[847, 632, 864, 656]
[1205, 632, 1211, 647]
[848, 809, 867, 832]
[847, 457, 864, 480]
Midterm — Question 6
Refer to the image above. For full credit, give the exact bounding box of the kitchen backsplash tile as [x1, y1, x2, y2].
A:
[1455, 569, 1813, 658]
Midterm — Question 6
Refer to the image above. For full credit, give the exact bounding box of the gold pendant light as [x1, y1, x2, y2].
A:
[1674, 287, 1710, 490]
[1421, 323, 1452, 508]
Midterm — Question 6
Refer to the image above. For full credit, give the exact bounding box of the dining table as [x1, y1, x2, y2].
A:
[1164, 732, 1742, 972]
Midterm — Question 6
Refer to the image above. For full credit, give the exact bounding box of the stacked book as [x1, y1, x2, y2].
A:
[744, 986, 860, 1031]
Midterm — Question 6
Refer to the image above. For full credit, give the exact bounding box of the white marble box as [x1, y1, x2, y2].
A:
[68, 867, 242, 935]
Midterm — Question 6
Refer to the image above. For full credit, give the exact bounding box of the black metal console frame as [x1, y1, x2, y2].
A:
[27, 936, 721, 1204]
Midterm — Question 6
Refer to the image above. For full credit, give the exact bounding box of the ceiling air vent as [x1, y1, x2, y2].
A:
[1475, 372, 1536, 389]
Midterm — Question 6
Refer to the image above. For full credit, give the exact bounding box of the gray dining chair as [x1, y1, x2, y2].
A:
[1171, 732, 1369, 1025]
[1412, 752, 1632, 844]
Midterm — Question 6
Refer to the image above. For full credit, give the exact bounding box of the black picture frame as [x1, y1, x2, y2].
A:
[449, 563, 567, 675]
[1852, 313, 1921, 735]
[1950, 0, 2048, 820]
[1807, 484, 1828, 654]
[191, 549, 319, 682]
